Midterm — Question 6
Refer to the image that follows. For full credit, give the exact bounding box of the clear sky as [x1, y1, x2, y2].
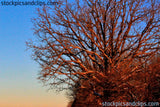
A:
[0, 0, 68, 107]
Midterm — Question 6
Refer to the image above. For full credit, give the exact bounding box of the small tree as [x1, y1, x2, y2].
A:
[27, 0, 160, 106]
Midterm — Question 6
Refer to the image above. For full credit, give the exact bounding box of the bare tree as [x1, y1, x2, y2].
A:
[27, 0, 160, 106]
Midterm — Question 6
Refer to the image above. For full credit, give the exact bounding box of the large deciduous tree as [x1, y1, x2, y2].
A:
[27, 0, 160, 106]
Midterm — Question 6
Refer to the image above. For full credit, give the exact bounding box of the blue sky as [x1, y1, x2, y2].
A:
[0, 1, 68, 107]
[0, 4, 38, 87]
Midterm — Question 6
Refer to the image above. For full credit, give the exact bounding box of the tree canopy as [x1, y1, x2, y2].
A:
[27, 0, 160, 106]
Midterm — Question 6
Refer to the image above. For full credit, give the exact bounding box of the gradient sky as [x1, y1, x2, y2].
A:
[0, 0, 68, 107]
